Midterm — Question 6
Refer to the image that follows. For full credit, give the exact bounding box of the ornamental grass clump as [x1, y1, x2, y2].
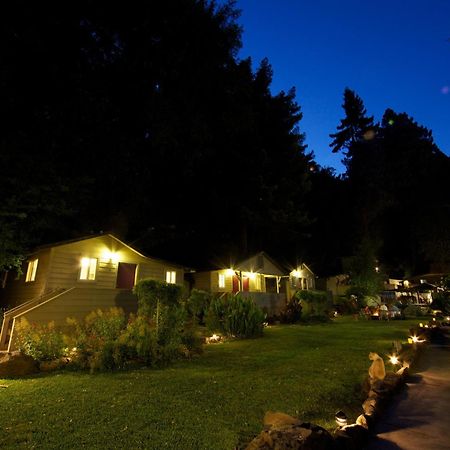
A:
[206, 293, 265, 338]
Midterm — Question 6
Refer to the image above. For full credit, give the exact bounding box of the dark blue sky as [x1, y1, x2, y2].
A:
[235, 0, 450, 172]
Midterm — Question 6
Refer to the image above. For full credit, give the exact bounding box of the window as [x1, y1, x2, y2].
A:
[166, 270, 176, 284]
[218, 273, 225, 288]
[255, 275, 261, 290]
[25, 259, 39, 282]
[80, 257, 97, 280]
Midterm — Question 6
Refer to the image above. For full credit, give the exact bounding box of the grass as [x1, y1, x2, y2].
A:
[0, 317, 418, 449]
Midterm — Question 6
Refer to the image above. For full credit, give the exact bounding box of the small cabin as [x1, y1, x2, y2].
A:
[0, 234, 184, 351]
[192, 252, 315, 316]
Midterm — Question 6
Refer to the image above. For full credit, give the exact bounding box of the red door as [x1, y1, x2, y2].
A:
[116, 263, 137, 289]
[242, 277, 250, 291]
[232, 275, 240, 293]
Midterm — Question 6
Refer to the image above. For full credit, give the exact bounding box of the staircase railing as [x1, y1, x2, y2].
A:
[0, 287, 73, 352]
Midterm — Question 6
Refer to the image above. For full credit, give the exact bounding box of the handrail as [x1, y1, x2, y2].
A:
[3, 288, 66, 317]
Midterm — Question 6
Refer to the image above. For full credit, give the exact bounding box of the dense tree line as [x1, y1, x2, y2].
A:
[0, 1, 448, 278]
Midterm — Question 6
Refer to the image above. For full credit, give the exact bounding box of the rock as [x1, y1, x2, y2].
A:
[362, 397, 377, 416]
[334, 424, 369, 450]
[0, 352, 39, 377]
[247, 412, 335, 450]
[39, 358, 69, 372]
[355, 414, 368, 429]
[382, 372, 402, 392]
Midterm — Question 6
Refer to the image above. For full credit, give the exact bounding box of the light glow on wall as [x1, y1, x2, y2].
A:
[101, 250, 120, 263]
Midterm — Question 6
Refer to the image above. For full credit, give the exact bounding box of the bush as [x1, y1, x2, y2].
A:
[185, 289, 211, 325]
[333, 296, 359, 315]
[65, 307, 127, 371]
[14, 318, 65, 361]
[431, 293, 450, 313]
[181, 326, 204, 355]
[206, 293, 265, 338]
[118, 315, 160, 366]
[295, 290, 332, 320]
[134, 279, 182, 317]
[403, 305, 428, 318]
[278, 297, 302, 323]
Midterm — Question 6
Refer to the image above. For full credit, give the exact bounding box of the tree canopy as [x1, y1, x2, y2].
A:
[0, 0, 312, 270]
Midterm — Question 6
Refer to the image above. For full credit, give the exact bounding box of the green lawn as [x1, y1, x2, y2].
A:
[0, 318, 418, 449]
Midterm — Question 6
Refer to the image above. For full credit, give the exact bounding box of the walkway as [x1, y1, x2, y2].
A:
[365, 329, 450, 450]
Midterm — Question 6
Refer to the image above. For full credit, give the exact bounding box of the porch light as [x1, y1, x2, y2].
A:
[292, 270, 301, 278]
[225, 269, 235, 276]
[101, 250, 120, 263]
[248, 272, 256, 280]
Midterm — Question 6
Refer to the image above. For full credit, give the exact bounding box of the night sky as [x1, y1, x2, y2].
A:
[235, 0, 450, 172]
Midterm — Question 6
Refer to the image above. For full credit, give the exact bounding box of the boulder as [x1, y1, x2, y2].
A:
[247, 412, 335, 450]
[39, 358, 69, 372]
[362, 397, 377, 417]
[0, 352, 39, 377]
[334, 424, 369, 450]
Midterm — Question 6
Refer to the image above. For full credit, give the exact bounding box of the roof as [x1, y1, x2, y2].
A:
[32, 233, 185, 269]
[194, 251, 314, 277]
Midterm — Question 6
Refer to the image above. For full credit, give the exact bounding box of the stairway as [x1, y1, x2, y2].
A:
[0, 288, 69, 352]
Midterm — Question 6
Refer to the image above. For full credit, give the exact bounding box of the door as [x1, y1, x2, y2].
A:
[242, 276, 250, 291]
[232, 275, 240, 293]
[116, 263, 137, 289]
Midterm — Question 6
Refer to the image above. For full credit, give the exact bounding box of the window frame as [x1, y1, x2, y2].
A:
[165, 270, 176, 284]
[218, 273, 226, 288]
[25, 259, 39, 282]
[79, 257, 98, 281]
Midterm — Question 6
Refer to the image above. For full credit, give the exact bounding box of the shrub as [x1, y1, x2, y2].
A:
[134, 279, 183, 317]
[65, 307, 127, 371]
[118, 315, 159, 365]
[186, 289, 211, 325]
[333, 296, 359, 315]
[181, 326, 204, 355]
[431, 293, 450, 313]
[278, 297, 302, 323]
[206, 293, 265, 338]
[295, 290, 332, 320]
[403, 305, 428, 318]
[14, 318, 65, 361]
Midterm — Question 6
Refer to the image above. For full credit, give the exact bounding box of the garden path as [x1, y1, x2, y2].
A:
[365, 329, 450, 450]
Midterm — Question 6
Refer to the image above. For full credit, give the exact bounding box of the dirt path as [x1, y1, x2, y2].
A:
[365, 330, 450, 450]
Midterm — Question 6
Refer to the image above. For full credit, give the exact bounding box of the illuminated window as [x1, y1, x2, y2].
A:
[25, 259, 39, 282]
[80, 258, 97, 280]
[166, 270, 176, 284]
[218, 273, 225, 288]
[255, 275, 261, 290]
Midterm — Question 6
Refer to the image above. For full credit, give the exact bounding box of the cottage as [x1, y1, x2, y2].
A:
[192, 252, 315, 316]
[0, 234, 184, 352]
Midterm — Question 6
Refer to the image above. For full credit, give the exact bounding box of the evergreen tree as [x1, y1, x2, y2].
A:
[330, 88, 376, 160]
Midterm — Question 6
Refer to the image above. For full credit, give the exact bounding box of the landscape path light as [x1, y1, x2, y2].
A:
[335, 410, 347, 428]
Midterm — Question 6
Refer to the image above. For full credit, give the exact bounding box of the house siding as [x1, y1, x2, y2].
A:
[0, 248, 52, 309]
